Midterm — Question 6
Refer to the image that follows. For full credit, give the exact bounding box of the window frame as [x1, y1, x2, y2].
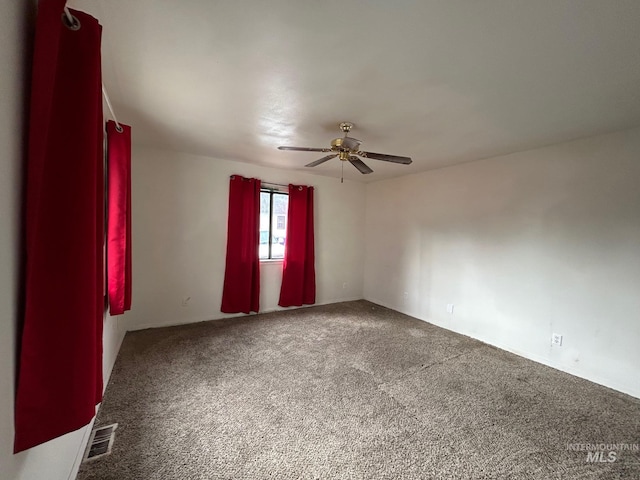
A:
[260, 187, 288, 261]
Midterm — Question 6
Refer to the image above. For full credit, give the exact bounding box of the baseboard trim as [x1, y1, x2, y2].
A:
[364, 296, 640, 400]
[67, 417, 95, 480]
[129, 297, 365, 331]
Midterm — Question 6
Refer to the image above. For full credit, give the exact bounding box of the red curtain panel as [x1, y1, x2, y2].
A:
[279, 185, 316, 307]
[107, 120, 132, 315]
[14, 2, 104, 452]
[221, 175, 261, 314]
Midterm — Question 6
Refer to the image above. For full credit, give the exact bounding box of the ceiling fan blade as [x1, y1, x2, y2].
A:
[358, 151, 412, 164]
[349, 156, 374, 174]
[278, 146, 332, 152]
[305, 154, 338, 167]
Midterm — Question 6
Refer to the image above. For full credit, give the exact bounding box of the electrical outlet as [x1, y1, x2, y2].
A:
[403, 292, 409, 300]
[342, 282, 347, 290]
[446, 304, 454, 314]
[551, 333, 563, 346]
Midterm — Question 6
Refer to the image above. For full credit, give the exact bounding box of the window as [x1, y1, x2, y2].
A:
[259, 189, 288, 260]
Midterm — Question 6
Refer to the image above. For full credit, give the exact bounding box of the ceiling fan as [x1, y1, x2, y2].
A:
[278, 122, 412, 176]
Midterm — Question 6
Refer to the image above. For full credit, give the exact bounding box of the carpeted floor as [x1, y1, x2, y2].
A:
[77, 301, 640, 479]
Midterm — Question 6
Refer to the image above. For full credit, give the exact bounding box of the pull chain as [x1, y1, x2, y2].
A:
[341, 161, 344, 183]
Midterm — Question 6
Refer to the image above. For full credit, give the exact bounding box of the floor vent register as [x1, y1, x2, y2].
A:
[83, 423, 118, 462]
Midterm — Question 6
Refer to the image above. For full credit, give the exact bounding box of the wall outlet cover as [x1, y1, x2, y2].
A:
[552, 333, 563, 346]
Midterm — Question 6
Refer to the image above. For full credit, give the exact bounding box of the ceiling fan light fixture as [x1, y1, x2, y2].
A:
[341, 136, 361, 151]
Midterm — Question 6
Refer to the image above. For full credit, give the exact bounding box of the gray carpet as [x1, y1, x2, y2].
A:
[77, 301, 640, 479]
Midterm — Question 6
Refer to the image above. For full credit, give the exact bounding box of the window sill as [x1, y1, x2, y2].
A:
[260, 258, 284, 264]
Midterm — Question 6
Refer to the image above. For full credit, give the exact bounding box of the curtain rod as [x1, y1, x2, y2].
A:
[263, 182, 309, 191]
[229, 177, 287, 188]
[63, 6, 74, 24]
[63, 5, 123, 132]
[262, 181, 288, 189]
[101, 84, 123, 132]
[229, 177, 312, 190]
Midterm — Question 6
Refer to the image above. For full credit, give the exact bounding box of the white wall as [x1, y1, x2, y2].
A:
[364, 127, 640, 398]
[0, 3, 127, 479]
[126, 146, 366, 330]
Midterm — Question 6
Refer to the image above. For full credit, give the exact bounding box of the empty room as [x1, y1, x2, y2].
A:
[1, 1, 639, 479]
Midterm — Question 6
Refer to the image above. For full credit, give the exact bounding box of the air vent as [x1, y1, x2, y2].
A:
[83, 423, 118, 462]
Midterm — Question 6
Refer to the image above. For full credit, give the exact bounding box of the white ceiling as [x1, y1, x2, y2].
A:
[70, 0, 640, 182]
